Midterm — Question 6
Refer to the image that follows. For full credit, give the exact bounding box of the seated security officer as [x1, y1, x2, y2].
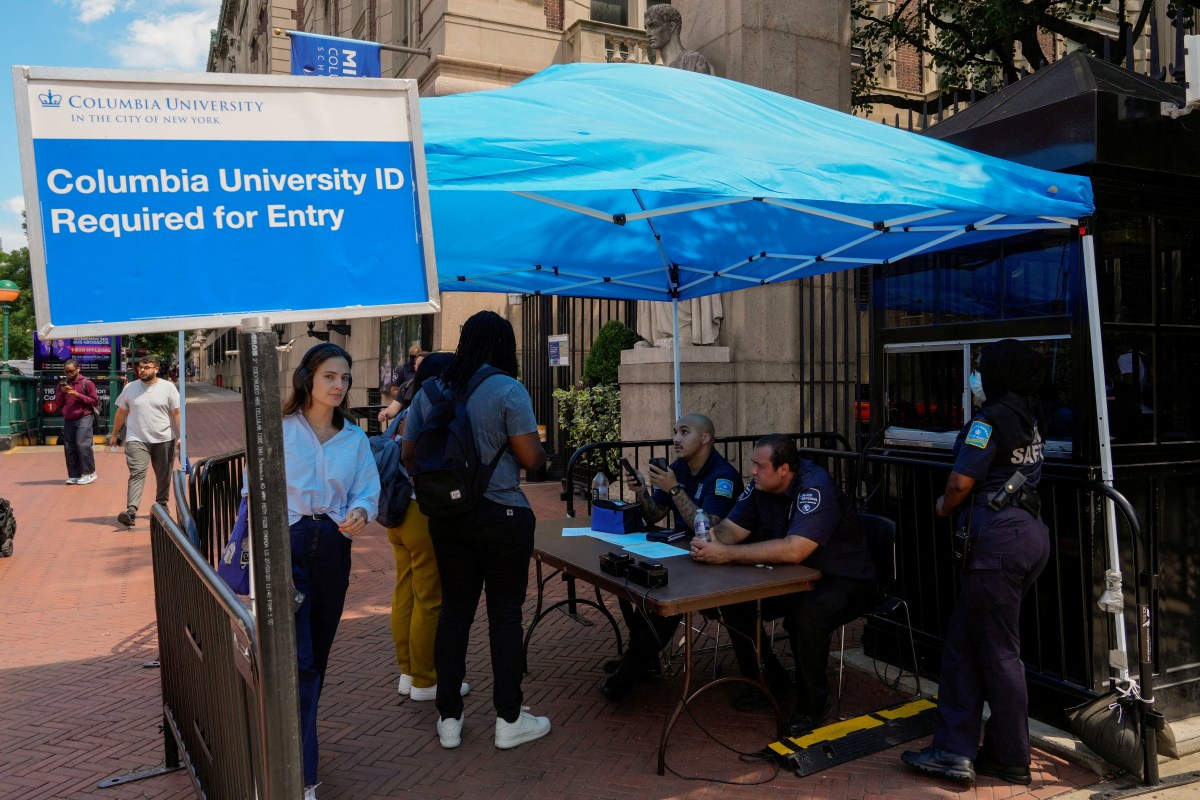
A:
[602, 413, 742, 701]
[691, 434, 875, 736]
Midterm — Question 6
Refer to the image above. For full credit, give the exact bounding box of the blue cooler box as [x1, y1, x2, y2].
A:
[591, 499, 642, 534]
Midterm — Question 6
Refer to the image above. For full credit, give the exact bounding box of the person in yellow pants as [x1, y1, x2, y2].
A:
[386, 352, 468, 701]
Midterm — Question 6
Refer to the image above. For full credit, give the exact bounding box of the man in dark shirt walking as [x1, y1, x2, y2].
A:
[55, 358, 100, 485]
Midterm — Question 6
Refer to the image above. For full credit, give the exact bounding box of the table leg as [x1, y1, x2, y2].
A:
[522, 560, 624, 675]
[656, 603, 787, 775]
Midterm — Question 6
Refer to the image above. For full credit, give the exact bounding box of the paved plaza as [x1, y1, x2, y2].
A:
[0, 383, 1191, 799]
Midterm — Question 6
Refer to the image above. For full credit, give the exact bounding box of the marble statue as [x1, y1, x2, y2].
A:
[637, 3, 722, 347]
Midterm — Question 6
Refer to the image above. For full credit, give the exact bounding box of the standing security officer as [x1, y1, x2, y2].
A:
[902, 339, 1051, 785]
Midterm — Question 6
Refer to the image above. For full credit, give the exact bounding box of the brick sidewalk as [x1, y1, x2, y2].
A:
[0, 385, 1104, 799]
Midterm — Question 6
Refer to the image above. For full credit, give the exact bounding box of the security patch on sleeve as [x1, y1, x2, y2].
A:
[964, 421, 993, 449]
[715, 479, 734, 498]
[796, 489, 821, 515]
[739, 483, 755, 501]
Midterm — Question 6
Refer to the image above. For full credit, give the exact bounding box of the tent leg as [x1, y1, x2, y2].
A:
[1083, 233, 1129, 678]
[672, 298, 681, 419]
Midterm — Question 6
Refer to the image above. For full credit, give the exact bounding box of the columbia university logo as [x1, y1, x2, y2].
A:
[39, 90, 62, 108]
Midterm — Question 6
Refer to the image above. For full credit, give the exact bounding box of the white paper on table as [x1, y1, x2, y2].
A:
[622, 542, 689, 559]
[562, 527, 599, 536]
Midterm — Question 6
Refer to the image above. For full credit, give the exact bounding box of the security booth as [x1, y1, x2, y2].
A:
[861, 52, 1200, 729]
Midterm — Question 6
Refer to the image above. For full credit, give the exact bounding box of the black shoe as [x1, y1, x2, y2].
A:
[901, 747, 975, 783]
[598, 668, 639, 702]
[732, 681, 793, 712]
[975, 752, 1032, 785]
[602, 659, 622, 674]
[117, 510, 135, 527]
[782, 705, 830, 743]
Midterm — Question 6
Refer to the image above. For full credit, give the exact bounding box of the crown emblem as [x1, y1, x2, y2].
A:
[38, 90, 61, 108]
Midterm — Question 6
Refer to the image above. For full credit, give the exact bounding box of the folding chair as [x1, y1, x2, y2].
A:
[835, 512, 922, 718]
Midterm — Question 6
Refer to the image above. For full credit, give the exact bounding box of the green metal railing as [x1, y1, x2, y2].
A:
[0, 373, 39, 442]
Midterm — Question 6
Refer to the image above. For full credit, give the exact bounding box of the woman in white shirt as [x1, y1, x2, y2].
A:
[282, 343, 380, 799]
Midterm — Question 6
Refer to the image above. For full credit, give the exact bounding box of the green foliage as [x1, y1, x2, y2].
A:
[582, 320, 640, 387]
[0, 246, 35, 361]
[131, 333, 183, 366]
[553, 384, 622, 474]
[849, 0, 1174, 112]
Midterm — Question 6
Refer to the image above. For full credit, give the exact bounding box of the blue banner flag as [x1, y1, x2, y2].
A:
[289, 30, 381, 78]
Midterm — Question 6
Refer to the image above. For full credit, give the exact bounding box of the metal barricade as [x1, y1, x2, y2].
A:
[149, 503, 264, 798]
[188, 450, 246, 565]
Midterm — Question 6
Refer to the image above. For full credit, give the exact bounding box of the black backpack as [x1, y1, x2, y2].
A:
[369, 432, 413, 528]
[0, 497, 15, 558]
[410, 367, 508, 518]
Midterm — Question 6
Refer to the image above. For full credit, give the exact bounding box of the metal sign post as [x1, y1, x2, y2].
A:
[239, 317, 303, 798]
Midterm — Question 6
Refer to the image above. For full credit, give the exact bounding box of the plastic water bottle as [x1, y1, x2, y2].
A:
[591, 471, 609, 502]
[693, 509, 712, 543]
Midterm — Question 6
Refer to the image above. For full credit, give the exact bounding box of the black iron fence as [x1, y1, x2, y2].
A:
[563, 432, 853, 516]
[520, 295, 637, 472]
[558, 437, 1172, 754]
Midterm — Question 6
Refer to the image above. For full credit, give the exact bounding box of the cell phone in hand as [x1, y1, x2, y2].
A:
[649, 456, 669, 472]
[619, 457, 644, 487]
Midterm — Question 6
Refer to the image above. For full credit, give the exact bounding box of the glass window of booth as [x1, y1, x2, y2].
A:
[884, 337, 1073, 455]
[1100, 211, 1200, 446]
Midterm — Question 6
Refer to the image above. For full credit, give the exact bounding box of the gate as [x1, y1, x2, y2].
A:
[520, 295, 636, 472]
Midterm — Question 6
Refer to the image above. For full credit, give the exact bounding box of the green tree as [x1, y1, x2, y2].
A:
[0, 216, 185, 368]
[852, 0, 1199, 111]
[0, 246, 36, 361]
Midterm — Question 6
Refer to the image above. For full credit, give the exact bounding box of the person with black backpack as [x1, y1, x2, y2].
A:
[384, 352, 469, 704]
[401, 311, 549, 751]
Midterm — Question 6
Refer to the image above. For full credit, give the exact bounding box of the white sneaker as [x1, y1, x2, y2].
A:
[494, 709, 551, 749]
[437, 715, 463, 749]
[303, 784, 319, 800]
[76, 473, 97, 485]
[409, 682, 469, 702]
[65, 477, 79, 485]
[398, 673, 412, 695]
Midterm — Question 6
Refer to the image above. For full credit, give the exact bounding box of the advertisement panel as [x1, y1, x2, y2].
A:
[11, 67, 439, 337]
[33, 333, 120, 373]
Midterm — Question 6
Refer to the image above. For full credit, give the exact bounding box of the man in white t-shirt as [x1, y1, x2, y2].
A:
[108, 355, 181, 528]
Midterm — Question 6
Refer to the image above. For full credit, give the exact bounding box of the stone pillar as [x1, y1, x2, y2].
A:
[675, 0, 852, 111]
[619, 1, 854, 445]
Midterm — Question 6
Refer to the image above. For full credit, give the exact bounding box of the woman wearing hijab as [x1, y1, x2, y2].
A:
[902, 339, 1051, 787]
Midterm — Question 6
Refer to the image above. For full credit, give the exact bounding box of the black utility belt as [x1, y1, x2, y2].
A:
[973, 488, 1041, 517]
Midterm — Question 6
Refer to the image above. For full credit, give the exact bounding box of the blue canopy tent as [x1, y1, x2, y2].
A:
[418, 63, 1133, 679]
[420, 61, 1094, 418]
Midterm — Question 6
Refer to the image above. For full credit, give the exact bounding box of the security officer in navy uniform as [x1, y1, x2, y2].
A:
[692, 434, 876, 736]
[600, 413, 743, 701]
[902, 339, 1051, 785]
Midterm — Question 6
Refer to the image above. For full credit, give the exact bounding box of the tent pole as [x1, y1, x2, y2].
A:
[176, 330, 189, 474]
[672, 298, 681, 420]
[1083, 233, 1129, 681]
